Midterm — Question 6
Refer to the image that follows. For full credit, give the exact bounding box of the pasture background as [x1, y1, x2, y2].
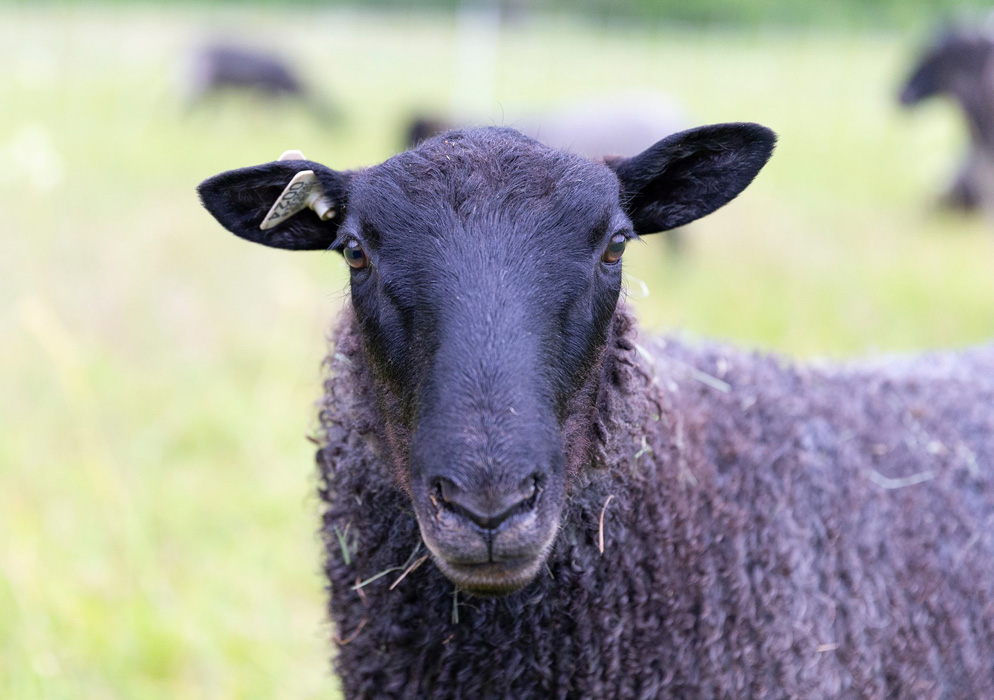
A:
[2, 3, 993, 698]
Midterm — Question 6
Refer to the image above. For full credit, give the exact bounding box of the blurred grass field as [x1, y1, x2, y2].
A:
[2, 4, 993, 699]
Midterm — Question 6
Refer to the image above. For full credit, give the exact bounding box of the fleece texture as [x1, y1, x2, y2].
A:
[318, 305, 994, 700]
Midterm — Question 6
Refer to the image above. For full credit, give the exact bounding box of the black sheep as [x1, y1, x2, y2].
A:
[900, 28, 994, 212]
[198, 126, 994, 699]
[185, 43, 335, 121]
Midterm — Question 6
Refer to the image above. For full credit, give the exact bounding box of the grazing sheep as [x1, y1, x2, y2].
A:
[899, 28, 994, 213]
[198, 125, 994, 699]
[185, 43, 335, 121]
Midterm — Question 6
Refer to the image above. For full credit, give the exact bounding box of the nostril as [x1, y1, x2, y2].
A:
[432, 474, 542, 531]
[429, 478, 445, 512]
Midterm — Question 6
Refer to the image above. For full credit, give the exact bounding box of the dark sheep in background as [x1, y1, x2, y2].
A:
[185, 42, 336, 121]
[405, 114, 455, 149]
[198, 125, 994, 699]
[406, 92, 688, 252]
[899, 28, 994, 212]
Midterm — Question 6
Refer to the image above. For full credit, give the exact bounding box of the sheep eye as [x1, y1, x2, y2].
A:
[343, 240, 368, 269]
[601, 234, 627, 264]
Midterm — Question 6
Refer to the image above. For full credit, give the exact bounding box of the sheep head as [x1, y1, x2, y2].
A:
[899, 30, 994, 106]
[198, 124, 775, 596]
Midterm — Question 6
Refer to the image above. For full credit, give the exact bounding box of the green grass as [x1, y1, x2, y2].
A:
[2, 5, 993, 699]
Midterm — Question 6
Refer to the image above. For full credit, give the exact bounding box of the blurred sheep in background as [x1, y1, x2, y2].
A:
[405, 91, 689, 250]
[513, 91, 689, 159]
[899, 27, 994, 213]
[184, 42, 338, 122]
[405, 91, 687, 157]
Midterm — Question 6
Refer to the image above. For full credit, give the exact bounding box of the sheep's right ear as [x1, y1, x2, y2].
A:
[197, 160, 351, 250]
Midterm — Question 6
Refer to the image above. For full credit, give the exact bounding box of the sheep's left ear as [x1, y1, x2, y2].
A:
[198, 159, 351, 250]
[608, 123, 776, 234]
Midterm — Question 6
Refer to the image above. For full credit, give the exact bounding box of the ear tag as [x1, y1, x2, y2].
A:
[260, 169, 337, 231]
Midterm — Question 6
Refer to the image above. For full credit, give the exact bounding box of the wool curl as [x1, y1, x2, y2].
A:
[317, 303, 994, 700]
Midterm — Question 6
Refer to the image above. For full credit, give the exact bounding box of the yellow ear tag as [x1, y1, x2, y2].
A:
[260, 150, 337, 230]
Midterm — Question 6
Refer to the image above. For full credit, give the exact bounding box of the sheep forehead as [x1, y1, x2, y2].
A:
[347, 127, 623, 245]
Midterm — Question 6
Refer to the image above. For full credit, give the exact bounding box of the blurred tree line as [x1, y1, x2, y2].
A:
[95, 0, 988, 30]
[15, 0, 990, 30]
[565, 0, 988, 28]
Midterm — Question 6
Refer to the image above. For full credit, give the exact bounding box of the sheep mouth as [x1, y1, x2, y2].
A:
[412, 473, 565, 595]
[422, 522, 560, 596]
[434, 556, 546, 597]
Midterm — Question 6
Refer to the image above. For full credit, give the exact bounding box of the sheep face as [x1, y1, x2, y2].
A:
[900, 31, 994, 106]
[340, 132, 630, 594]
[198, 124, 775, 595]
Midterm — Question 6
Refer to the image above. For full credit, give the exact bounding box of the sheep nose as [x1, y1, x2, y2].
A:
[436, 476, 539, 531]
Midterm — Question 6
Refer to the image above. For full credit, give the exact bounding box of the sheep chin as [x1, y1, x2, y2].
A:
[421, 521, 561, 597]
[432, 555, 547, 598]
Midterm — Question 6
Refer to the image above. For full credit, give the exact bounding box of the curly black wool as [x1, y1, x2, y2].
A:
[317, 305, 994, 700]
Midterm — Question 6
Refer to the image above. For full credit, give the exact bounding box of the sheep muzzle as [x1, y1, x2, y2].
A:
[414, 478, 563, 596]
